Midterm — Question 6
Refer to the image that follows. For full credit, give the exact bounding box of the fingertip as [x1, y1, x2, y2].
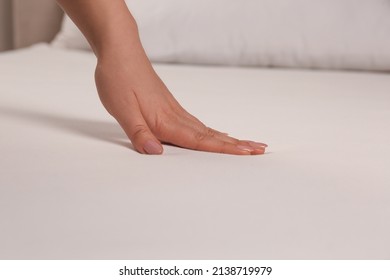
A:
[143, 140, 163, 155]
[248, 141, 268, 148]
[235, 145, 266, 156]
[237, 145, 255, 153]
[251, 148, 266, 155]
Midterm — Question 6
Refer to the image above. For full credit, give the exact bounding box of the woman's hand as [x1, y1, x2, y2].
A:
[57, 0, 267, 155]
[95, 51, 267, 155]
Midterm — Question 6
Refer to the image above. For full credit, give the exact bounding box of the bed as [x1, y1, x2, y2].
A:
[1, 0, 390, 260]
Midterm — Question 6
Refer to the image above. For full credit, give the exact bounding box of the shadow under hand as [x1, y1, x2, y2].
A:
[0, 105, 133, 151]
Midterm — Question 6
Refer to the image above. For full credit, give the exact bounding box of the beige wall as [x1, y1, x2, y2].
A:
[0, 0, 63, 52]
[0, 0, 13, 51]
[12, 0, 63, 49]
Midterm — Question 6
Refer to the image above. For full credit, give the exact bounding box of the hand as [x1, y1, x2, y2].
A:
[95, 51, 268, 155]
[57, 0, 267, 155]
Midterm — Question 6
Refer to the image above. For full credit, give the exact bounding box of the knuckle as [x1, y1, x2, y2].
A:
[194, 130, 207, 142]
[191, 130, 207, 151]
[206, 127, 216, 137]
[194, 127, 214, 142]
[132, 125, 149, 140]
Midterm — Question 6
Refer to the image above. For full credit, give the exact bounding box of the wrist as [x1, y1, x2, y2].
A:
[93, 22, 144, 59]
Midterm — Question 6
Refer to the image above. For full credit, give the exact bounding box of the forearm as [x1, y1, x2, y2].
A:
[56, 0, 144, 59]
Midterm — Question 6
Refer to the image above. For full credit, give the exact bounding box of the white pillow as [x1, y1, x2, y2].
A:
[52, 0, 390, 71]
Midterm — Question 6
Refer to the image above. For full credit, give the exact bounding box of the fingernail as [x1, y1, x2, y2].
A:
[249, 141, 268, 148]
[237, 145, 255, 152]
[144, 140, 163, 155]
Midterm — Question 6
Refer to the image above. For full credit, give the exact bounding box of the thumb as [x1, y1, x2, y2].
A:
[112, 94, 163, 155]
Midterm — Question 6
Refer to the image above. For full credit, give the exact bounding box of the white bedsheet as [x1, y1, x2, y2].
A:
[1, 45, 389, 259]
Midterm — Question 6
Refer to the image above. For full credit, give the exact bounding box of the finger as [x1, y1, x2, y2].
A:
[164, 125, 265, 155]
[191, 134, 266, 155]
[177, 109, 263, 146]
[246, 140, 269, 148]
[207, 128, 268, 150]
[208, 128, 242, 144]
[113, 93, 163, 155]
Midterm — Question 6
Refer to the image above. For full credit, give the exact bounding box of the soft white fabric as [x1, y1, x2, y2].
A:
[52, 0, 390, 71]
[1, 45, 390, 259]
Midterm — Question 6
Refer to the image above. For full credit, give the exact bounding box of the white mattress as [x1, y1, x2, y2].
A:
[1, 45, 389, 259]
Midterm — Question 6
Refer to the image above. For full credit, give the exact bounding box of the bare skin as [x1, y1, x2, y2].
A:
[57, 0, 268, 155]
